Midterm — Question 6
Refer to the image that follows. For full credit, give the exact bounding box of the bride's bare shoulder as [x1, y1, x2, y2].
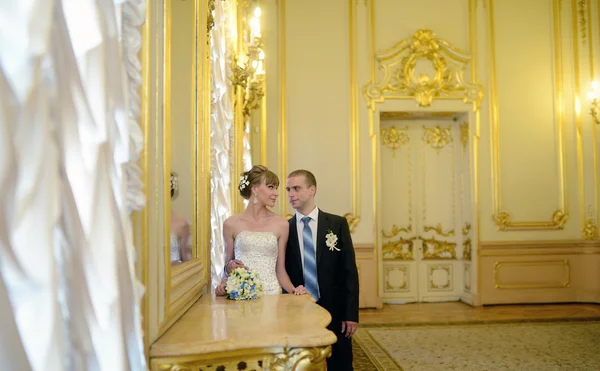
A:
[223, 215, 241, 229]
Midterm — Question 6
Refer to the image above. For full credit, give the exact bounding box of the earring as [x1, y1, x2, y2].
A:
[253, 193, 258, 204]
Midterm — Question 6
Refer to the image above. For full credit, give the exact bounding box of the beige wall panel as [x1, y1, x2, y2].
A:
[374, 0, 469, 53]
[286, 0, 352, 216]
[356, 245, 379, 308]
[492, 0, 563, 222]
[479, 242, 600, 304]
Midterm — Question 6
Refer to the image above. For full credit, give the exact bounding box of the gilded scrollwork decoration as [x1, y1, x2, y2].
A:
[382, 237, 416, 260]
[381, 125, 409, 156]
[462, 223, 471, 236]
[382, 224, 412, 238]
[423, 223, 455, 237]
[364, 29, 484, 108]
[583, 218, 598, 240]
[462, 238, 472, 260]
[419, 236, 457, 260]
[423, 125, 453, 152]
[264, 346, 332, 370]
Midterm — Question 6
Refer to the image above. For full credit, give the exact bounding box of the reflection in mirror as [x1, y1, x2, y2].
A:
[170, 172, 191, 265]
[169, 0, 196, 266]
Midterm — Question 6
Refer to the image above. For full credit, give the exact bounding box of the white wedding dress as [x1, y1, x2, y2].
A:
[234, 230, 281, 295]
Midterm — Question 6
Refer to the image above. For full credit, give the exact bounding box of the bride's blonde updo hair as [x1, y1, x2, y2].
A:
[238, 165, 280, 200]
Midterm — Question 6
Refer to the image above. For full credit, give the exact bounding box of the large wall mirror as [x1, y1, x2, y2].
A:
[160, 0, 211, 334]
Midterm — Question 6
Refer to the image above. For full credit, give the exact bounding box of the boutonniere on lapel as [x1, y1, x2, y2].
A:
[326, 229, 340, 251]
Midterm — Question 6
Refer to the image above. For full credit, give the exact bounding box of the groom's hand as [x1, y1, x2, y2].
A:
[225, 259, 247, 274]
[341, 321, 358, 338]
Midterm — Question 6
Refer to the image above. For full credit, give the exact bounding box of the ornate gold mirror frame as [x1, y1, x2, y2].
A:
[160, 0, 211, 335]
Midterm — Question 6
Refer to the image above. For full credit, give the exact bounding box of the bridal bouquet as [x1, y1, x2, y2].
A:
[225, 267, 264, 300]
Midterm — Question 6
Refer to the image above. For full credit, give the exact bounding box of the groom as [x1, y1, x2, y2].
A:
[285, 169, 359, 371]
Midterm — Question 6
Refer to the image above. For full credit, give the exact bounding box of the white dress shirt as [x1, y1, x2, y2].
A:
[295, 206, 319, 272]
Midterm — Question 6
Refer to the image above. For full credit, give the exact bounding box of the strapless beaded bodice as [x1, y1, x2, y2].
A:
[234, 230, 281, 295]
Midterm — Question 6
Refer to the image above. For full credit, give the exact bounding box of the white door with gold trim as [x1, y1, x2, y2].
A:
[380, 118, 472, 303]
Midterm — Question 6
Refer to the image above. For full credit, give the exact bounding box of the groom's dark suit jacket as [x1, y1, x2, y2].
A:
[286, 210, 359, 369]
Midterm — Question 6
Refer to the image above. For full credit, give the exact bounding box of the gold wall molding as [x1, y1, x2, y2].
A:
[428, 264, 452, 291]
[382, 237, 416, 260]
[419, 236, 457, 260]
[493, 260, 570, 289]
[346, 0, 361, 232]
[382, 224, 412, 238]
[479, 239, 600, 257]
[487, 0, 568, 231]
[424, 223, 455, 237]
[364, 29, 484, 108]
[384, 266, 409, 291]
[422, 125, 453, 152]
[460, 123, 469, 150]
[381, 125, 409, 155]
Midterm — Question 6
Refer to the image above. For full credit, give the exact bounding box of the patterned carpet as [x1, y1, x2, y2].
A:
[353, 320, 600, 371]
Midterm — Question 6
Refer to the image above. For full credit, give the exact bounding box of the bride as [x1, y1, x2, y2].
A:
[215, 165, 306, 296]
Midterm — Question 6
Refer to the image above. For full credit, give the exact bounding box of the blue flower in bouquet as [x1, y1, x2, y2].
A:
[225, 267, 264, 300]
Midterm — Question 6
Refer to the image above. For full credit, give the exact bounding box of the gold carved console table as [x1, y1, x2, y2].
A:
[150, 294, 336, 370]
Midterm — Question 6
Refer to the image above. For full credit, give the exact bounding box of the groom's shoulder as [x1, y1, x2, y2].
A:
[319, 210, 346, 224]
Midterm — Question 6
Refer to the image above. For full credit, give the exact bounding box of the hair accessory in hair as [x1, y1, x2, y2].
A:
[239, 174, 250, 191]
[170, 173, 179, 193]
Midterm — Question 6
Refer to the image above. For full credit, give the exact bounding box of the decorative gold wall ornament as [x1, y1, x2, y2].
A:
[419, 236, 457, 260]
[207, 0, 216, 37]
[382, 237, 416, 260]
[382, 224, 412, 238]
[243, 75, 265, 117]
[462, 223, 471, 236]
[422, 125, 453, 152]
[460, 123, 469, 149]
[231, 57, 250, 89]
[423, 223, 455, 237]
[364, 29, 484, 108]
[578, 0, 587, 44]
[589, 81, 600, 125]
[583, 219, 598, 240]
[381, 126, 409, 155]
[344, 213, 361, 233]
[462, 238, 472, 260]
[493, 210, 568, 231]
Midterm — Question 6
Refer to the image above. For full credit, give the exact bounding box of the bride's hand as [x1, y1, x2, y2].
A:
[293, 285, 307, 295]
[215, 280, 227, 296]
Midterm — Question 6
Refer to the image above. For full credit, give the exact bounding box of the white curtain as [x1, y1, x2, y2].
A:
[0, 0, 146, 370]
[209, 0, 236, 289]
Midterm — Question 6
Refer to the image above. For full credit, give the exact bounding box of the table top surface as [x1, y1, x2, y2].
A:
[150, 294, 337, 357]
